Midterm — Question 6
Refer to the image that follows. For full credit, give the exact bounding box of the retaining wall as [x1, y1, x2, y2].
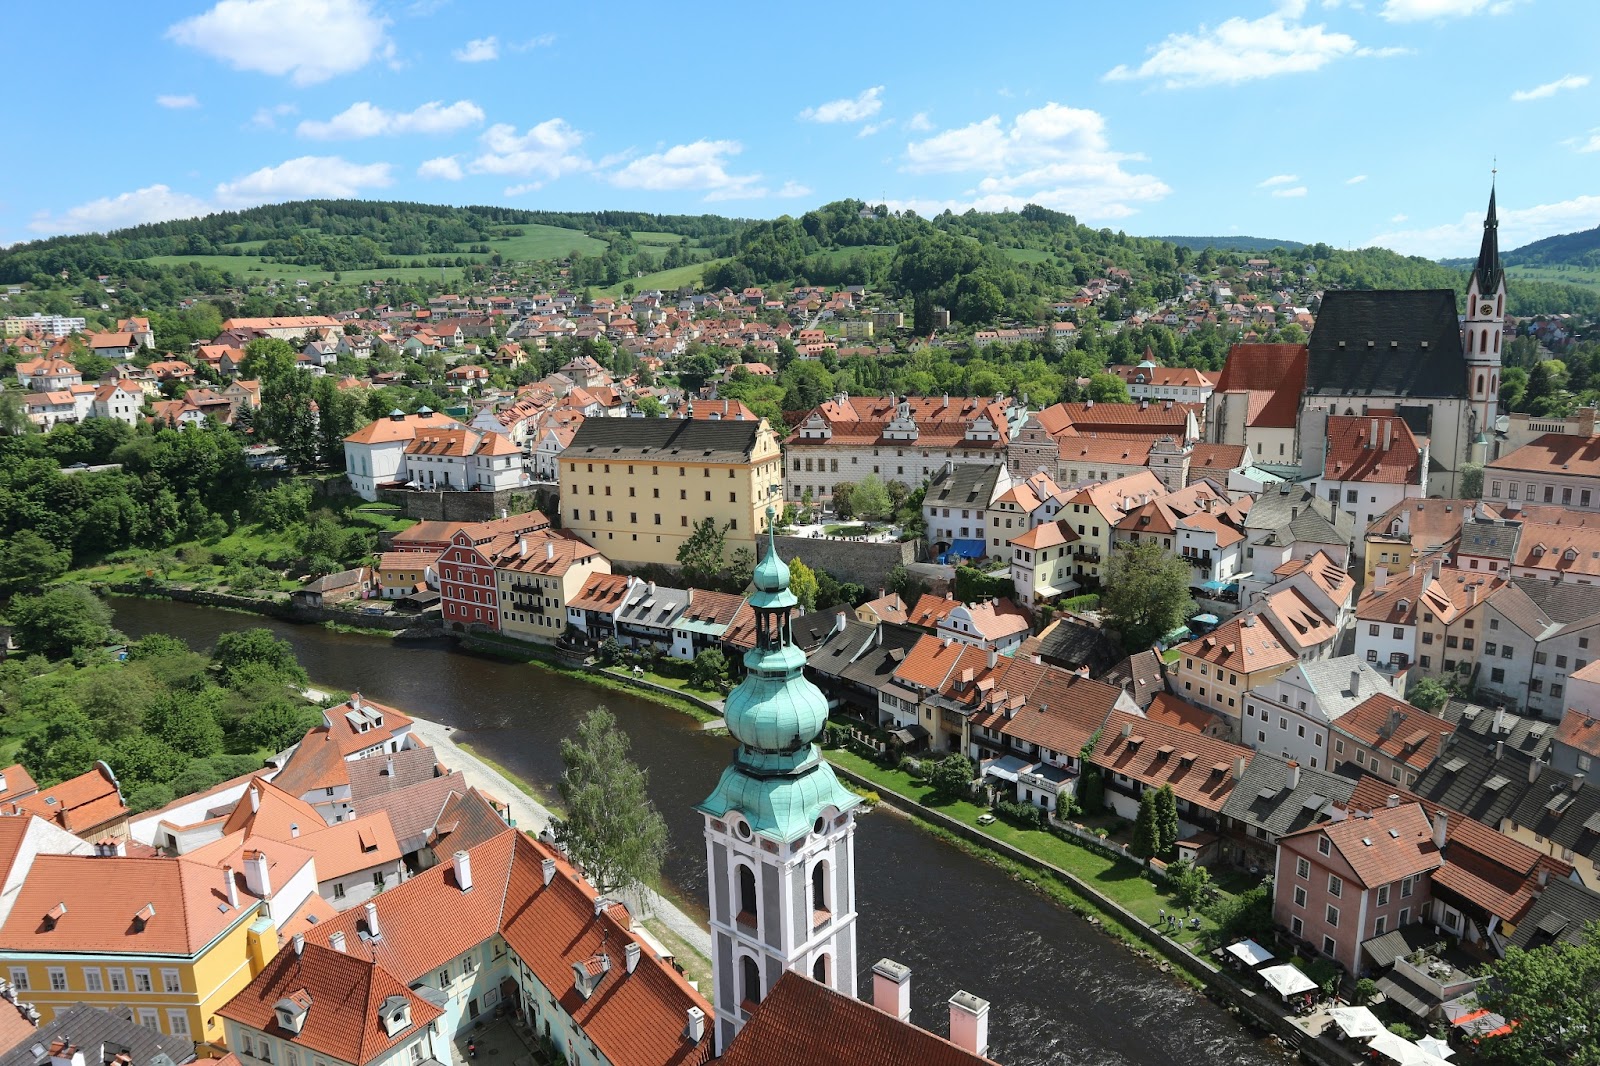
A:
[376, 486, 527, 523]
[108, 583, 435, 633]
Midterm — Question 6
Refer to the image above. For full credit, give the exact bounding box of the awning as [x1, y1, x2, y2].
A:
[1224, 939, 1274, 968]
[1367, 1029, 1450, 1066]
[949, 539, 988, 559]
[1327, 1005, 1383, 1039]
[1416, 1036, 1454, 1060]
[1448, 1008, 1512, 1039]
[1198, 580, 1237, 592]
[1362, 924, 1436, 970]
[1376, 972, 1434, 1019]
[1190, 613, 1221, 626]
[982, 755, 1032, 784]
[1259, 964, 1317, 998]
[890, 724, 930, 745]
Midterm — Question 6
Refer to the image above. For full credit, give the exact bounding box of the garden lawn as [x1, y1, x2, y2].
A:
[825, 748, 1229, 950]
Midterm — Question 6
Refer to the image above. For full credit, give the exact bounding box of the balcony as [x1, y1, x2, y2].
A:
[1073, 547, 1101, 563]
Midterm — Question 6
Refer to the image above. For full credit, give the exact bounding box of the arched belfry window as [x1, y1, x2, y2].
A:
[740, 956, 761, 1007]
[812, 861, 831, 916]
[737, 864, 758, 923]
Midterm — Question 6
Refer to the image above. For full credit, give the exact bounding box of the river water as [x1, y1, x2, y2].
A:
[110, 597, 1285, 1066]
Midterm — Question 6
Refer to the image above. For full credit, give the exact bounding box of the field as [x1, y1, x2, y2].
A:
[630, 230, 699, 247]
[598, 258, 724, 297]
[1507, 264, 1600, 291]
[1000, 247, 1055, 264]
[488, 224, 607, 261]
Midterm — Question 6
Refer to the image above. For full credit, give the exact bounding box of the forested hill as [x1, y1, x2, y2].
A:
[1501, 223, 1600, 270]
[3, 198, 1597, 321]
[1154, 235, 1308, 253]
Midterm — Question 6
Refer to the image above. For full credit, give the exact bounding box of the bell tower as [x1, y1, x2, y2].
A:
[698, 510, 861, 1054]
[1463, 180, 1506, 447]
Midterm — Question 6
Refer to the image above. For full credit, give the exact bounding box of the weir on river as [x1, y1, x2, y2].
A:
[111, 597, 1287, 1066]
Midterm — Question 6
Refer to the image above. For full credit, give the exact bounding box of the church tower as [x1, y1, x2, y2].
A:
[1463, 182, 1506, 448]
[698, 512, 862, 1053]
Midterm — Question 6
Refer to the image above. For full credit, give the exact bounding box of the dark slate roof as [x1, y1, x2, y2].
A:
[1033, 618, 1123, 676]
[1508, 765, 1600, 870]
[1474, 187, 1504, 298]
[1507, 876, 1600, 951]
[925, 462, 1005, 508]
[0, 1003, 196, 1066]
[1361, 923, 1440, 970]
[565, 416, 765, 463]
[1219, 752, 1356, 841]
[1306, 289, 1468, 399]
[1410, 701, 1549, 827]
[807, 620, 923, 694]
[1100, 648, 1165, 710]
[1513, 577, 1600, 628]
[790, 609, 852, 651]
[1246, 484, 1356, 548]
[1459, 518, 1520, 561]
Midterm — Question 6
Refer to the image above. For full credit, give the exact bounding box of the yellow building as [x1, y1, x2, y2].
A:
[1171, 613, 1298, 734]
[493, 529, 610, 644]
[375, 552, 431, 599]
[0, 853, 289, 1049]
[1058, 471, 1165, 585]
[1362, 498, 1485, 586]
[559, 417, 783, 567]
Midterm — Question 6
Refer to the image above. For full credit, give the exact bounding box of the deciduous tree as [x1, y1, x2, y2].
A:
[7, 586, 116, 659]
[1476, 920, 1600, 1066]
[1101, 540, 1196, 652]
[555, 706, 669, 897]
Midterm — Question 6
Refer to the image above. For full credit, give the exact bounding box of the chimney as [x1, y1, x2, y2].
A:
[835, 610, 848, 634]
[293, 933, 305, 956]
[1286, 761, 1301, 790]
[1467, 583, 1479, 607]
[1494, 706, 1508, 734]
[384, 756, 394, 777]
[684, 1007, 706, 1044]
[1121, 721, 1133, 739]
[987, 648, 998, 670]
[1350, 670, 1361, 698]
[242, 849, 272, 898]
[1386, 793, 1400, 808]
[330, 930, 347, 953]
[1370, 418, 1380, 449]
[223, 866, 239, 909]
[541, 857, 556, 886]
[1243, 614, 1257, 627]
[1581, 406, 1597, 438]
[872, 959, 911, 1021]
[452, 850, 474, 892]
[364, 901, 381, 940]
[519, 537, 528, 558]
[1383, 419, 1393, 451]
[1234, 756, 1246, 779]
[1432, 810, 1448, 850]
[249, 785, 260, 813]
[1531, 757, 1545, 785]
[1374, 567, 1388, 591]
[1495, 739, 1505, 761]
[289, 823, 300, 839]
[625, 942, 641, 974]
[1576, 773, 1587, 793]
[948, 992, 991, 1058]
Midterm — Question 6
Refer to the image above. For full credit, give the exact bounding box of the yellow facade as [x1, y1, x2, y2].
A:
[2, 911, 278, 1049]
[498, 555, 611, 644]
[559, 430, 783, 567]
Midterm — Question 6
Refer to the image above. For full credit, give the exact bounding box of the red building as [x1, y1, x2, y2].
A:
[435, 511, 549, 631]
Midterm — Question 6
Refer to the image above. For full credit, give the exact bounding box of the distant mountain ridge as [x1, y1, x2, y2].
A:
[1442, 222, 1600, 271]
[1153, 235, 1308, 253]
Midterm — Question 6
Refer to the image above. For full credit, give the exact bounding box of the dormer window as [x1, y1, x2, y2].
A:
[378, 995, 412, 1037]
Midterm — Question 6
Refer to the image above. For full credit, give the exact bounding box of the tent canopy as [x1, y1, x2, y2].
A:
[1225, 939, 1274, 967]
[1259, 964, 1317, 997]
[1368, 1029, 1451, 1066]
[1328, 1005, 1383, 1039]
[1416, 1036, 1454, 1060]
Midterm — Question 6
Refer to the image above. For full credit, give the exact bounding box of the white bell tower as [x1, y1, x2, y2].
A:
[1463, 180, 1506, 447]
[698, 516, 862, 1053]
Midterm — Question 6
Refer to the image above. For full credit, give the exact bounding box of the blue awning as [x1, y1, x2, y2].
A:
[1199, 580, 1237, 592]
[949, 539, 988, 559]
[1191, 613, 1221, 626]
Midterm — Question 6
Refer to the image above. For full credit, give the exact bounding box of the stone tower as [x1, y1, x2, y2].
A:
[1463, 183, 1506, 449]
[698, 511, 861, 1053]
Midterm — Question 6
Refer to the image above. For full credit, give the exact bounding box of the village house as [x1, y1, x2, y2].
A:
[1170, 613, 1298, 736]
[1242, 656, 1396, 772]
[1090, 710, 1251, 844]
[1486, 432, 1600, 512]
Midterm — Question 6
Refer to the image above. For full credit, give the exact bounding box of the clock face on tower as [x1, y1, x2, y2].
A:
[1480, 303, 1494, 315]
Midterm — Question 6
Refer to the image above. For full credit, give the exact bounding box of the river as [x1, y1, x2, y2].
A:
[111, 597, 1286, 1066]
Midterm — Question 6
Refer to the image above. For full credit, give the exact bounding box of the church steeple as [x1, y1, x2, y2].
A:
[698, 511, 862, 1053]
[1474, 182, 1503, 297]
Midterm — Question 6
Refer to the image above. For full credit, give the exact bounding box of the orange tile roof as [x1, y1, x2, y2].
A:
[0, 854, 244, 955]
[996, 670, 1126, 756]
[184, 832, 316, 904]
[943, 600, 1030, 642]
[1333, 694, 1455, 772]
[569, 572, 632, 613]
[222, 777, 325, 839]
[344, 411, 459, 446]
[721, 972, 991, 1066]
[1556, 711, 1600, 759]
[1322, 414, 1425, 485]
[219, 940, 444, 1065]
[1212, 343, 1307, 429]
[893, 634, 969, 691]
[1262, 587, 1338, 651]
[1067, 471, 1167, 521]
[6, 767, 126, 834]
[294, 813, 402, 881]
[493, 529, 605, 577]
[1092, 711, 1251, 812]
[907, 594, 960, 630]
[1286, 803, 1441, 888]
[1175, 614, 1295, 673]
[1011, 520, 1079, 550]
[1489, 432, 1600, 478]
[0, 765, 38, 806]
[1144, 693, 1221, 734]
[221, 315, 341, 332]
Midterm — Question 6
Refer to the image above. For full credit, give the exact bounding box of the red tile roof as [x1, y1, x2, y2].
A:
[5, 766, 126, 834]
[907, 594, 960, 631]
[1286, 803, 1441, 888]
[1489, 433, 1600, 478]
[1174, 614, 1295, 674]
[721, 973, 992, 1066]
[1332, 694, 1455, 772]
[1322, 414, 1425, 485]
[1212, 343, 1307, 429]
[1092, 711, 1251, 813]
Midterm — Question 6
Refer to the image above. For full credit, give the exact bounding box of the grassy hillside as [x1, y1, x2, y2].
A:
[1155, 235, 1308, 253]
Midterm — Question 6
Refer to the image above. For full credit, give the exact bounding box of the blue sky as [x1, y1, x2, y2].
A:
[8, 0, 1599, 258]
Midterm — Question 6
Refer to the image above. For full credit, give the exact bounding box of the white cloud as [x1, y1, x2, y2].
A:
[1347, 174, 1368, 184]
[1370, 194, 1600, 256]
[453, 35, 498, 62]
[29, 185, 213, 235]
[510, 34, 555, 50]
[503, 182, 542, 196]
[906, 112, 934, 132]
[1390, 213, 1408, 222]
[213, 156, 393, 205]
[609, 140, 764, 201]
[297, 100, 485, 139]
[900, 102, 1169, 221]
[157, 94, 200, 109]
[167, 0, 393, 86]
[249, 103, 298, 130]
[466, 120, 590, 181]
[1259, 174, 1299, 187]
[1104, 0, 1394, 89]
[858, 121, 889, 138]
[799, 86, 885, 124]
[1379, 0, 1515, 21]
[1573, 130, 1600, 153]
[1271, 185, 1309, 198]
[418, 156, 464, 180]
[1511, 74, 1590, 102]
[29, 155, 393, 237]
[777, 181, 812, 199]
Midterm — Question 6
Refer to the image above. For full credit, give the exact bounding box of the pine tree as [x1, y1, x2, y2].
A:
[1154, 783, 1180, 858]
[1132, 789, 1161, 860]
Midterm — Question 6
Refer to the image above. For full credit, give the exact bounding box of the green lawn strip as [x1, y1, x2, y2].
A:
[825, 749, 1226, 951]
[455, 740, 551, 805]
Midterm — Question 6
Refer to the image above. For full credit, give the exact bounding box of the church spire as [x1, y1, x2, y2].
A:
[1474, 180, 1502, 297]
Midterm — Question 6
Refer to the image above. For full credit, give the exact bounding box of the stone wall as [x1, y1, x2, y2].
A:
[376, 486, 529, 523]
[760, 536, 915, 588]
[108, 583, 437, 633]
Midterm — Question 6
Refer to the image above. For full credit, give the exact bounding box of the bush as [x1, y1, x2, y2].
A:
[1354, 978, 1378, 1005]
[996, 799, 1046, 828]
[1166, 858, 1213, 908]
[927, 753, 975, 801]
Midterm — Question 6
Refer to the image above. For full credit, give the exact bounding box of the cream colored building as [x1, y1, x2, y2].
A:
[494, 531, 610, 644]
[560, 417, 782, 567]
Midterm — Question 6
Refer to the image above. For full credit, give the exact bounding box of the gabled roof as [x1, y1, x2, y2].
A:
[925, 463, 1006, 508]
[6, 765, 126, 834]
[1488, 433, 1600, 478]
[1333, 694, 1455, 773]
[1100, 649, 1165, 710]
[1219, 752, 1356, 841]
[218, 940, 443, 1066]
[0, 1002, 197, 1066]
[565, 417, 768, 464]
[1322, 414, 1425, 486]
[1092, 710, 1251, 812]
[720, 973, 992, 1066]
[1212, 343, 1307, 429]
[906, 593, 961, 631]
[1410, 701, 1546, 827]
[1174, 614, 1295, 674]
[1027, 617, 1122, 676]
[569, 572, 633, 613]
[1306, 290, 1467, 399]
[1507, 876, 1600, 951]
[997, 671, 1128, 758]
[1284, 802, 1441, 889]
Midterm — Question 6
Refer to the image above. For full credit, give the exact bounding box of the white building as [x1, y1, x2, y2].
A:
[1240, 657, 1395, 772]
[342, 408, 466, 501]
[1304, 413, 1429, 546]
[91, 379, 144, 424]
